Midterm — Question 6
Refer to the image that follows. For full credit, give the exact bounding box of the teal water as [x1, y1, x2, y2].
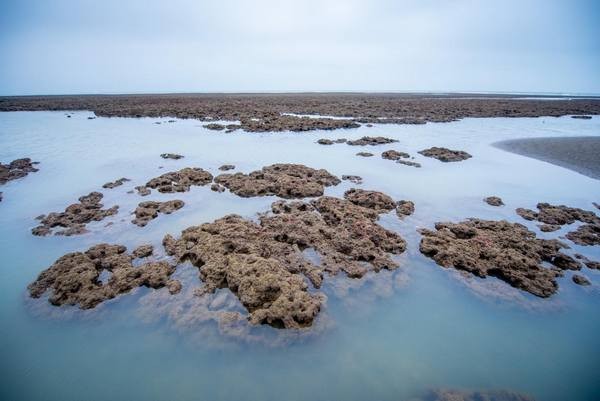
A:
[1, 112, 599, 401]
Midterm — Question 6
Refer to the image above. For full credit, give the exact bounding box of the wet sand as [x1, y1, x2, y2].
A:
[494, 136, 600, 180]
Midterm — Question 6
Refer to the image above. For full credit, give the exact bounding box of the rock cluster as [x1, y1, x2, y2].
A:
[28, 244, 179, 309]
[32, 192, 119, 236]
[418, 147, 472, 162]
[143, 167, 213, 194]
[162, 193, 407, 328]
[214, 164, 340, 199]
[102, 177, 130, 189]
[132, 200, 185, 227]
[347, 136, 398, 146]
[516, 202, 600, 245]
[0, 158, 39, 185]
[419, 218, 579, 297]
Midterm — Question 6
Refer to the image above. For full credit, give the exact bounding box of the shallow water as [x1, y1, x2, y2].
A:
[1, 111, 599, 401]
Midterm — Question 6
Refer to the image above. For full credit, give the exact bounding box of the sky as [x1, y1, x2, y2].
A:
[0, 0, 599, 95]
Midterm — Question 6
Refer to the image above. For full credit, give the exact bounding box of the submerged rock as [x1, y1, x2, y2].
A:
[28, 244, 178, 309]
[135, 185, 151, 196]
[218, 164, 235, 171]
[32, 192, 119, 236]
[418, 147, 472, 162]
[163, 194, 406, 328]
[132, 200, 185, 227]
[102, 177, 130, 189]
[356, 152, 374, 157]
[144, 167, 213, 194]
[341, 175, 362, 184]
[210, 183, 226, 192]
[419, 219, 574, 297]
[0, 158, 39, 185]
[347, 136, 398, 146]
[160, 153, 184, 160]
[484, 196, 504, 206]
[572, 274, 591, 286]
[214, 164, 340, 199]
[574, 254, 600, 269]
[381, 150, 409, 160]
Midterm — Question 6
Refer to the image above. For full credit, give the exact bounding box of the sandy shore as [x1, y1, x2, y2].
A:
[494, 136, 600, 180]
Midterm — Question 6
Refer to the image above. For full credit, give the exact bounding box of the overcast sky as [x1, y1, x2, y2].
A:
[1, 0, 599, 95]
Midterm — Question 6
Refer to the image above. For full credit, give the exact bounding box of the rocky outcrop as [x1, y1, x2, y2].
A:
[163, 194, 406, 328]
[418, 147, 472, 162]
[28, 244, 180, 309]
[160, 153, 184, 160]
[214, 164, 340, 199]
[515, 203, 600, 246]
[347, 136, 398, 146]
[132, 200, 184, 227]
[419, 219, 576, 297]
[32, 192, 119, 236]
[344, 188, 396, 212]
[484, 196, 504, 206]
[143, 167, 213, 194]
[102, 177, 130, 189]
[381, 150, 409, 160]
[0, 158, 39, 185]
[396, 200, 415, 218]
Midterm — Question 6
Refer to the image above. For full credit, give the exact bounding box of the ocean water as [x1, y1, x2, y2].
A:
[0, 111, 599, 401]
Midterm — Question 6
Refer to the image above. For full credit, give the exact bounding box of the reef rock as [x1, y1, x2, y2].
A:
[218, 164, 235, 171]
[132, 244, 154, 258]
[356, 152, 374, 157]
[0, 158, 39, 185]
[102, 177, 130, 189]
[566, 223, 600, 246]
[32, 192, 118, 236]
[419, 219, 574, 297]
[381, 150, 409, 160]
[516, 202, 600, 226]
[396, 200, 415, 218]
[574, 254, 600, 269]
[397, 160, 422, 168]
[341, 175, 362, 184]
[214, 164, 340, 199]
[484, 196, 504, 206]
[572, 274, 591, 286]
[144, 167, 213, 193]
[132, 200, 184, 227]
[347, 136, 398, 146]
[344, 188, 396, 212]
[317, 139, 334, 145]
[160, 153, 184, 160]
[163, 194, 406, 328]
[418, 147, 472, 162]
[28, 244, 178, 309]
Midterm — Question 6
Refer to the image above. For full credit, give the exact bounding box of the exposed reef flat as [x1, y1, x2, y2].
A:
[418, 147, 472, 162]
[2, 93, 599, 132]
[419, 219, 579, 297]
[28, 244, 179, 309]
[132, 200, 185, 227]
[32, 192, 118, 236]
[163, 192, 407, 328]
[214, 164, 340, 198]
[0, 158, 39, 185]
[495, 136, 600, 180]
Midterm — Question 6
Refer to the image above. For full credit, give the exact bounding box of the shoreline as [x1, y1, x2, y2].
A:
[494, 136, 600, 180]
